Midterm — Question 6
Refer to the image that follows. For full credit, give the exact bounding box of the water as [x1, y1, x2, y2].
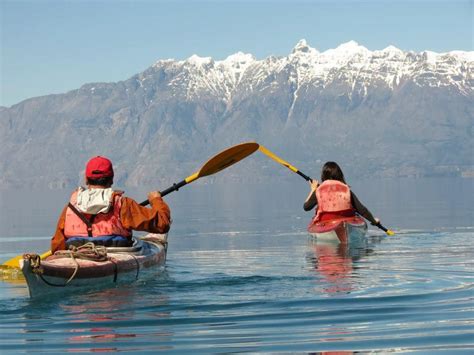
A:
[0, 178, 473, 352]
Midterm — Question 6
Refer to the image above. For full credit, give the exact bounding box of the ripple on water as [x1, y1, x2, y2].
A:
[0, 229, 473, 352]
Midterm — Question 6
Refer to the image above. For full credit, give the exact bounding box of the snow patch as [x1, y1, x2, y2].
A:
[187, 55, 214, 66]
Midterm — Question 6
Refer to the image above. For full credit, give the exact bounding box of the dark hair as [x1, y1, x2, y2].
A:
[320, 161, 346, 183]
[86, 176, 113, 187]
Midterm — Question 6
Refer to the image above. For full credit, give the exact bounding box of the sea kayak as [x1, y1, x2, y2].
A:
[307, 216, 367, 244]
[20, 234, 167, 298]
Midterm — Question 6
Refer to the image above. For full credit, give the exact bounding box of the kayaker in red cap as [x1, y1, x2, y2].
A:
[51, 156, 171, 252]
[304, 161, 380, 225]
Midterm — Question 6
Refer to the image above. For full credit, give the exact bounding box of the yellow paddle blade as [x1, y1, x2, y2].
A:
[2, 250, 52, 269]
[258, 145, 299, 173]
[196, 142, 259, 178]
[386, 229, 395, 236]
[2, 255, 22, 268]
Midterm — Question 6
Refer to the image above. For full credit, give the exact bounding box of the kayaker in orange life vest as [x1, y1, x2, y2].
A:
[51, 156, 171, 253]
[304, 161, 380, 225]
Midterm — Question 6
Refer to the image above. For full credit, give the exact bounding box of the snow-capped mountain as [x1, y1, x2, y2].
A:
[143, 39, 472, 99]
[1, 40, 472, 188]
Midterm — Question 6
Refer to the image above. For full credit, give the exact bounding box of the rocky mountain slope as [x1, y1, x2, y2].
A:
[1, 40, 472, 189]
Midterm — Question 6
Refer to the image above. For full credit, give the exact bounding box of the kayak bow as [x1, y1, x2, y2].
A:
[20, 234, 167, 298]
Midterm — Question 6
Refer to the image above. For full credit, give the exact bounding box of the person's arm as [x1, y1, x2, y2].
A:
[304, 180, 319, 211]
[120, 192, 171, 234]
[304, 192, 317, 211]
[350, 191, 378, 225]
[51, 205, 68, 253]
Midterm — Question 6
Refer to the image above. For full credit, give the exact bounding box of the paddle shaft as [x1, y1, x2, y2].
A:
[373, 222, 392, 234]
[296, 170, 312, 181]
[139, 179, 187, 206]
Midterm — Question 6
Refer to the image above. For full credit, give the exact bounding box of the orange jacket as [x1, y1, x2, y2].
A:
[51, 193, 171, 253]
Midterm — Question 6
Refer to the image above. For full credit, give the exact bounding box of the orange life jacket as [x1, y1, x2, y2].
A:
[315, 180, 354, 221]
[64, 190, 132, 239]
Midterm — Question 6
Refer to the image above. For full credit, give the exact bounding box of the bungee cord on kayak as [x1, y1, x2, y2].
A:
[24, 243, 110, 287]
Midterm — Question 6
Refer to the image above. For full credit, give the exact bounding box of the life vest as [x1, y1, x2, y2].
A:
[315, 180, 354, 221]
[64, 190, 132, 239]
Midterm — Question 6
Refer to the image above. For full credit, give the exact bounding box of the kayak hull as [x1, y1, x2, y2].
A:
[307, 216, 367, 244]
[20, 234, 167, 298]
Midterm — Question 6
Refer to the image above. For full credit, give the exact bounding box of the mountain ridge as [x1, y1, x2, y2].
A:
[1, 40, 472, 189]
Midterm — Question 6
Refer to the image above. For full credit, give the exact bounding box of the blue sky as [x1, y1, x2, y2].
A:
[1, 0, 472, 107]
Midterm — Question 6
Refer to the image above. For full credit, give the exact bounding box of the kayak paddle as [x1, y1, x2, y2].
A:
[140, 141, 259, 205]
[2, 142, 259, 269]
[3, 250, 52, 268]
[373, 222, 395, 236]
[258, 145, 312, 182]
[258, 144, 395, 236]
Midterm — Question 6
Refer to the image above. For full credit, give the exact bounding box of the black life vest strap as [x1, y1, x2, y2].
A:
[68, 203, 97, 237]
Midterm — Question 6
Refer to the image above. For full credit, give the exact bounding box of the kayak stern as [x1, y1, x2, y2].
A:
[307, 216, 367, 244]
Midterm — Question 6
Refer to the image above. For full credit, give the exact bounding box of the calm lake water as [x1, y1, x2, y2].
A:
[0, 178, 473, 353]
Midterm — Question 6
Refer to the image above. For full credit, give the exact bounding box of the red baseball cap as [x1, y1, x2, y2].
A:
[85, 156, 114, 179]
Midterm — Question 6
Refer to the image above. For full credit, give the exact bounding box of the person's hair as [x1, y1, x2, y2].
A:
[320, 161, 346, 183]
[86, 176, 113, 187]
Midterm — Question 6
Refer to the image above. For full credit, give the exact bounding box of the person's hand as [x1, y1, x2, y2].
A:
[374, 217, 380, 225]
[309, 179, 319, 191]
[148, 191, 162, 201]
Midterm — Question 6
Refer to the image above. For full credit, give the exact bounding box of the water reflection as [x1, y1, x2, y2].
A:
[18, 285, 173, 353]
[62, 287, 172, 352]
[306, 236, 379, 294]
[0, 265, 26, 285]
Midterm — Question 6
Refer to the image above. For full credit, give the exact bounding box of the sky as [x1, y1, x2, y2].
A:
[1, 0, 472, 107]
